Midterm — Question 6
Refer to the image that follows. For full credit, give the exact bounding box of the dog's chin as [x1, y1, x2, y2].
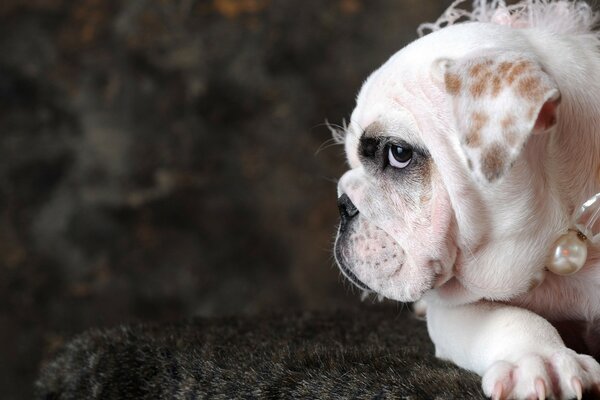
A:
[352, 263, 442, 303]
[383, 285, 433, 303]
[379, 262, 456, 303]
[335, 252, 435, 302]
[337, 257, 467, 303]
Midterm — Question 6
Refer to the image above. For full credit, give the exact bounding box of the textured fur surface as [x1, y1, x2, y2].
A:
[36, 307, 486, 399]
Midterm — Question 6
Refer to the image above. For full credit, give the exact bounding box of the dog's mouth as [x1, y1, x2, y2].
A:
[334, 192, 462, 302]
[334, 231, 456, 302]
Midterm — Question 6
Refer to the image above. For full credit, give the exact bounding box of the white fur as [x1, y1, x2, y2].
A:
[334, 1, 600, 398]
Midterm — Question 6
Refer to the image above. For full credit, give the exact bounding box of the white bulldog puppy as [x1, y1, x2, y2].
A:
[333, 1, 600, 399]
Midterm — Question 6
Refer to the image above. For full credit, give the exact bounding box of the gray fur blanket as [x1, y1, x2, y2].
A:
[37, 306, 485, 399]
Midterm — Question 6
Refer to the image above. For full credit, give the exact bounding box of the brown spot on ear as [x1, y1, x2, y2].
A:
[500, 114, 515, 130]
[517, 75, 543, 101]
[497, 61, 513, 77]
[470, 79, 486, 98]
[469, 65, 482, 77]
[491, 75, 503, 96]
[504, 130, 518, 147]
[465, 130, 481, 147]
[465, 111, 488, 147]
[481, 142, 508, 182]
[444, 73, 462, 95]
[420, 192, 431, 204]
[506, 60, 532, 85]
[471, 72, 492, 97]
[469, 61, 491, 77]
[472, 111, 488, 128]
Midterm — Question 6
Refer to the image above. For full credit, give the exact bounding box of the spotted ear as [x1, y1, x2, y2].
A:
[440, 52, 560, 183]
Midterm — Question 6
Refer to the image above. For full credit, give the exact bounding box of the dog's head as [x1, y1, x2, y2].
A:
[334, 20, 564, 304]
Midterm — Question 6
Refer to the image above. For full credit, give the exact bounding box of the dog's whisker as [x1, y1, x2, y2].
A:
[319, 119, 350, 144]
[312, 121, 346, 131]
[314, 138, 343, 156]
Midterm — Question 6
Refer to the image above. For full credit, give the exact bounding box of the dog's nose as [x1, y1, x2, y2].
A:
[338, 194, 359, 223]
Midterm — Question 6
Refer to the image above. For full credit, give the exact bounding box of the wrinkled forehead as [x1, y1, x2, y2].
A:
[343, 40, 442, 168]
[343, 22, 508, 168]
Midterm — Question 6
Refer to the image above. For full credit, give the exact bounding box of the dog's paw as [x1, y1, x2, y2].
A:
[481, 350, 600, 399]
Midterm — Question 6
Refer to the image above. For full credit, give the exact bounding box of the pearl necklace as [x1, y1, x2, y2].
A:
[547, 192, 600, 276]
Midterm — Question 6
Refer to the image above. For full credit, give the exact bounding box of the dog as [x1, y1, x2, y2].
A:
[333, 1, 600, 399]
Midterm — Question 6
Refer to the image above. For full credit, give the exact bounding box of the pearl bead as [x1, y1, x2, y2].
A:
[547, 230, 588, 276]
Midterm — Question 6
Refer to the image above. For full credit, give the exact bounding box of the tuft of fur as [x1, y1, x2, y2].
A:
[418, 0, 600, 37]
[325, 119, 348, 145]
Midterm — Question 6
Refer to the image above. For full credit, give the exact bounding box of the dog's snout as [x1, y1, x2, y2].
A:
[338, 194, 359, 223]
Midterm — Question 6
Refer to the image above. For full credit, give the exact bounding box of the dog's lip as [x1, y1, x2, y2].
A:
[333, 232, 373, 292]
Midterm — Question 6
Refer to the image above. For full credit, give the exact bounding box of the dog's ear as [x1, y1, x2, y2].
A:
[437, 52, 560, 183]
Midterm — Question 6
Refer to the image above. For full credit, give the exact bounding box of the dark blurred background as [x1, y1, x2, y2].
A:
[0, 0, 450, 398]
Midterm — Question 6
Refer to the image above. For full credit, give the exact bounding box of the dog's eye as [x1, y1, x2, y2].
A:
[388, 145, 413, 169]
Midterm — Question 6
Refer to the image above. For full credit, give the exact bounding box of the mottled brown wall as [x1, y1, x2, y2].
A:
[0, 0, 449, 398]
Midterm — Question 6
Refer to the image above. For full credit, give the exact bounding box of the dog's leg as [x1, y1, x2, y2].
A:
[427, 301, 600, 399]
